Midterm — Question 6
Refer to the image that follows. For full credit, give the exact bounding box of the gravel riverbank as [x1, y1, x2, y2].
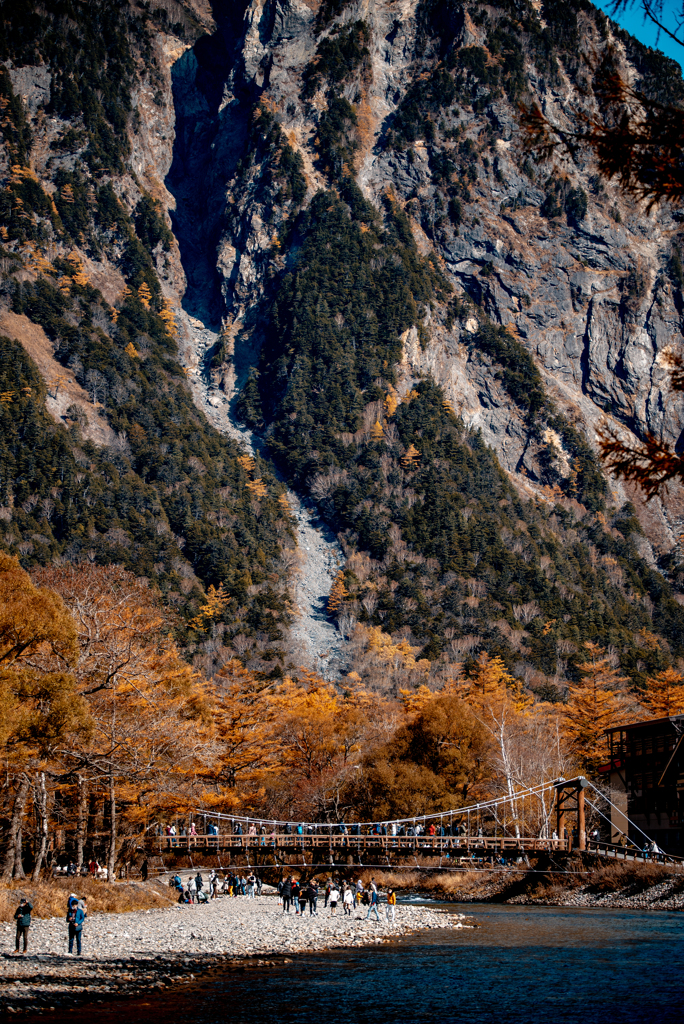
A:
[0, 894, 470, 1014]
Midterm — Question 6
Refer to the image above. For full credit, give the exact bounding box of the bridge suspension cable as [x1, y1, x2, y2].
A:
[192, 777, 574, 832]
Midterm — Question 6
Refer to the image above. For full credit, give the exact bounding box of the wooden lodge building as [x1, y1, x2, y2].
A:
[601, 715, 684, 855]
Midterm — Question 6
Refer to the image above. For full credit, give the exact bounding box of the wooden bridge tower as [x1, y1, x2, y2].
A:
[555, 776, 588, 850]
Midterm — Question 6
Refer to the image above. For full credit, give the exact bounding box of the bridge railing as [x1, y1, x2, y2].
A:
[586, 839, 684, 865]
[152, 833, 570, 855]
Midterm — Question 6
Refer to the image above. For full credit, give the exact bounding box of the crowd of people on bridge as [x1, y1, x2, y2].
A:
[160, 818, 488, 844]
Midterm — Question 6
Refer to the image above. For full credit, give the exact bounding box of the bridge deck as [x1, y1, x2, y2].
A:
[148, 835, 683, 864]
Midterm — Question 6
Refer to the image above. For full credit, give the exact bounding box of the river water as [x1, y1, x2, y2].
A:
[29, 903, 684, 1024]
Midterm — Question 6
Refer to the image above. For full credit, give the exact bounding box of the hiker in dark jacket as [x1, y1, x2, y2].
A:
[195, 872, 204, 892]
[67, 898, 87, 955]
[14, 899, 32, 954]
[281, 876, 293, 913]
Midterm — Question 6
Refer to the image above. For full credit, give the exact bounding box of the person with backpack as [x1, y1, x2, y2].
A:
[298, 884, 308, 916]
[66, 896, 87, 955]
[14, 898, 32, 954]
[365, 886, 381, 922]
[291, 877, 301, 914]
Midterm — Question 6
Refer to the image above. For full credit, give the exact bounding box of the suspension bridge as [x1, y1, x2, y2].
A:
[147, 777, 682, 868]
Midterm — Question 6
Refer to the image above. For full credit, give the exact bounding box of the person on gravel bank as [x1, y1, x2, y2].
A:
[281, 876, 292, 913]
[365, 887, 381, 922]
[386, 889, 396, 924]
[329, 885, 340, 915]
[307, 881, 318, 916]
[67, 896, 87, 955]
[14, 898, 32, 954]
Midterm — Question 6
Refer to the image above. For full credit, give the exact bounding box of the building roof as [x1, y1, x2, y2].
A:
[605, 714, 684, 737]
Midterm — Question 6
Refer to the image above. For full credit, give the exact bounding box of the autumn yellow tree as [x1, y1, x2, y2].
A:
[562, 642, 634, 773]
[199, 658, 286, 799]
[462, 653, 536, 832]
[327, 571, 348, 615]
[348, 690, 488, 821]
[0, 554, 88, 879]
[33, 564, 203, 880]
[401, 443, 420, 469]
[640, 667, 684, 718]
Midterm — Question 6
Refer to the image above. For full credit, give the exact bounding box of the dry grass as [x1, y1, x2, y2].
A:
[586, 861, 673, 894]
[349, 869, 484, 895]
[0, 875, 175, 922]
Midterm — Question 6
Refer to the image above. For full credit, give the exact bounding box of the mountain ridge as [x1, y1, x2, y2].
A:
[1, 0, 683, 692]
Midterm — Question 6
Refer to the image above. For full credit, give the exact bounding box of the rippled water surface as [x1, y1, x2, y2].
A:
[39, 904, 684, 1024]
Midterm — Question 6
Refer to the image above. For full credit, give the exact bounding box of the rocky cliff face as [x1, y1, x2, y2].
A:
[163, 0, 684, 553]
[2, 0, 684, 684]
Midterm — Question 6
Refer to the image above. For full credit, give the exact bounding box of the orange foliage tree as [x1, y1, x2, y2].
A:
[32, 564, 204, 880]
[0, 553, 89, 880]
[562, 643, 635, 773]
[640, 667, 684, 717]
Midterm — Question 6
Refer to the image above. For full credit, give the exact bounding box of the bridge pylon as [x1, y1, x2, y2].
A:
[554, 776, 588, 851]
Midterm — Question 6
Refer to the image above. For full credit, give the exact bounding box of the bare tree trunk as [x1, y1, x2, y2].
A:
[75, 775, 87, 874]
[1, 775, 30, 881]
[31, 772, 49, 881]
[106, 771, 117, 882]
[14, 826, 26, 879]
